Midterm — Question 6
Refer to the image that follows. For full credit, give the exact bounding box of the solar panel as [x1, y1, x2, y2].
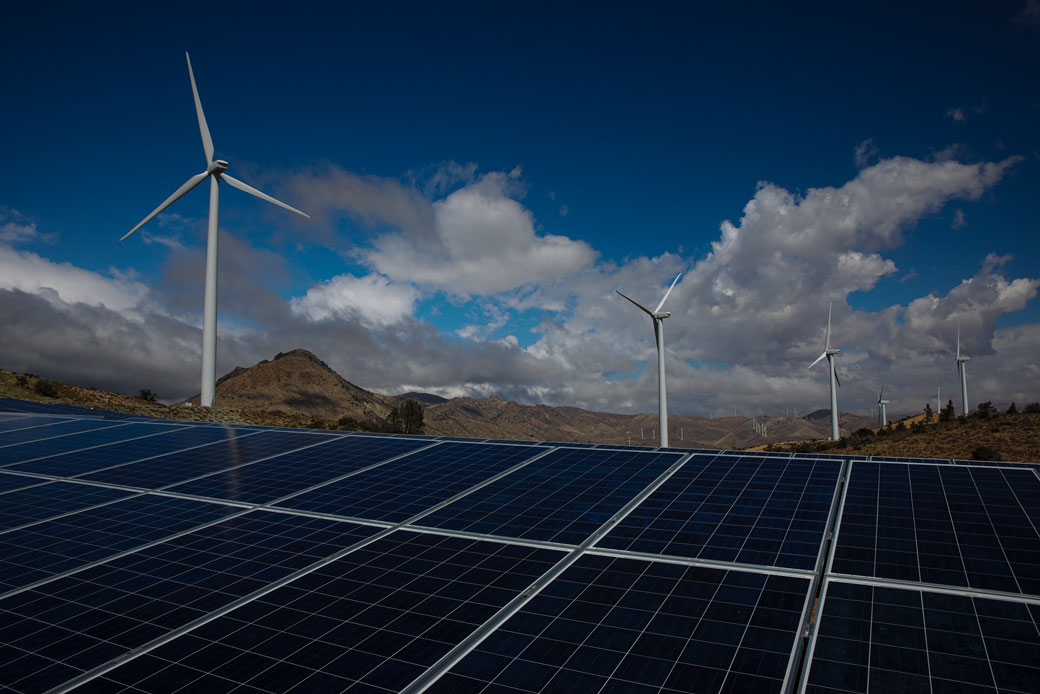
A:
[0, 511, 380, 693]
[804, 579, 1040, 694]
[0, 416, 74, 434]
[416, 448, 681, 545]
[0, 423, 186, 467]
[79, 430, 337, 489]
[165, 435, 435, 505]
[87, 532, 565, 693]
[6, 426, 253, 478]
[0, 480, 135, 532]
[1, 397, 1038, 693]
[0, 419, 124, 448]
[831, 461, 1040, 595]
[0, 398, 131, 419]
[431, 554, 812, 693]
[272, 441, 546, 523]
[596, 454, 842, 570]
[0, 494, 242, 592]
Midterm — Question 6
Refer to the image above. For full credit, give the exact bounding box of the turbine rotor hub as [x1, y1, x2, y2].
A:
[208, 159, 229, 174]
[655, 311, 671, 319]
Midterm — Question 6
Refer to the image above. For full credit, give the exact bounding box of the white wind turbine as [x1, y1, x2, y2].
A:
[955, 325, 970, 417]
[120, 53, 309, 407]
[808, 302, 841, 440]
[616, 273, 681, 448]
[877, 382, 890, 427]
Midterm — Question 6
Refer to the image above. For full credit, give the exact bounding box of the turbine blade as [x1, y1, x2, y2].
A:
[825, 301, 832, 352]
[879, 381, 885, 401]
[654, 273, 682, 314]
[616, 290, 654, 317]
[808, 352, 827, 369]
[186, 52, 214, 166]
[220, 174, 310, 218]
[120, 171, 209, 241]
[956, 324, 961, 360]
[834, 366, 841, 388]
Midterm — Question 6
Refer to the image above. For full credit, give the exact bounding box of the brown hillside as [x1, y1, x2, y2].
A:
[185, 349, 397, 426]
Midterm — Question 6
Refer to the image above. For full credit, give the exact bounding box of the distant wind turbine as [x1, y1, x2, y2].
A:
[120, 53, 309, 407]
[956, 325, 970, 417]
[617, 273, 681, 447]
[877, 382, 890, 427]
[808, 302, 841, 441]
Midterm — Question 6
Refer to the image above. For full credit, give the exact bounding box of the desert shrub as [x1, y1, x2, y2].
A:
[33, 379, 59, 398]
[16, 374, 28, 388]
[895, 420, 906, 431]
[138, 389, 157, 402]
[1024, 403, 1040, 414]
[971, 445, 1001, 462]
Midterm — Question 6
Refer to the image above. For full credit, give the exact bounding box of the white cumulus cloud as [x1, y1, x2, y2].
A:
[290, 273, 418, 326]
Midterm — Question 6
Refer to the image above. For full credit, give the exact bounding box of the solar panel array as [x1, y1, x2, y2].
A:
[0, 400, 1038, 693]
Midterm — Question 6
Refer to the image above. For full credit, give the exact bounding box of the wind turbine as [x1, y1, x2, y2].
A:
[120, 53, 309, 407]
[877, 382, 890, 427]
[616, 273, 681, 447]
[955, 325, 970, 417]
[808, 302, 841, 440]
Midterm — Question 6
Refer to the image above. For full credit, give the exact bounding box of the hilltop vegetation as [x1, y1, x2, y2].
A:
[765, 406, 1040, 463]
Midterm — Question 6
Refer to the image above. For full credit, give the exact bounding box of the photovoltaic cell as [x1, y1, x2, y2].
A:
[89, 531, 565, 693]
[0, 471, 49, 495]
[273, 441, 545, 523]
[7, 426, 251, 478]
[0, 511, 379, 693]
[0, 481, 134, 532]
[165, 435, 434, 504]
[0, 419, 123, 448]
[0, 398, 131, 419]
[432, 554, 811, 694]
[832, 462, 1040, 595]
[0, 423, 185, 467]
[417, 448, 681, 545]
[806, 579, 1040, 694]
[0, 416, 70, 433]
[596, 454, 841, 570]
[0, 494, 243, 592]
[79, 430, 336, 489]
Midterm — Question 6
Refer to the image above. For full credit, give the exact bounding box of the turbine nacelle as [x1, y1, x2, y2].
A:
[655, 311, 671, 320]
[208, 160, 229, 174]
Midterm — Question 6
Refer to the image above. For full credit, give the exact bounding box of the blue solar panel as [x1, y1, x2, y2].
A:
[0, 511, 379, 693]
[869, 455, 952, 463]
[596, 454, 842, 570]
[164, 435, 434, 505]
[0, 423, 186, 467]
[432, 554, 812, 693]
[417, 448, 681, 545]
[0, 494, 242, 592]
[0, 419, 124, 448]
[832, 462, 1040, 595]
[0, 416, 72, 433]
[273, 441, 545, 523]
[0, 481, 134, 532]
[79, 430, 337, 489]
[805, 579, 1040, 694]
[5, 426, 250, 478]
[0, 471, 49, 495]
[0, 397, 132, 419]
[88, 532, 565, 693]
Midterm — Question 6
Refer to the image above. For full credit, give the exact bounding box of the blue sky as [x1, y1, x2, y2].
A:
[2, 2, 1038, 417]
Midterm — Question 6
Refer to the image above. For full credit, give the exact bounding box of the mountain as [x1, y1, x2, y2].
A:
[185, 349, 396, 426]
[396, 391, 450, 405]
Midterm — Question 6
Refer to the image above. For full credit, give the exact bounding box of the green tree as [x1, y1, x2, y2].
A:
[1025, 403, 1040, 414]
[33, 379, 59, 398]
[974, 401, 997, 419]
[971, 445, 1001, 461]
[1007, 402, 1018, 414]
[923, 403, 934, 422]
[399, 399, 425, 434]
[138, 389, 157, 402]
[939, 400, 956, 421]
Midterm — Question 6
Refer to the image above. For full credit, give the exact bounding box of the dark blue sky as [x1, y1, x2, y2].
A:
[1, 1, 1037, 412]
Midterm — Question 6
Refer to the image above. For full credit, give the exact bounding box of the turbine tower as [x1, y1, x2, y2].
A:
[956, 325, 970, 417]
[809, 302, 841, 441]
[877, 382, 890, 427]
[120, 53, 309, 407]
[616, 273, 681, 448]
